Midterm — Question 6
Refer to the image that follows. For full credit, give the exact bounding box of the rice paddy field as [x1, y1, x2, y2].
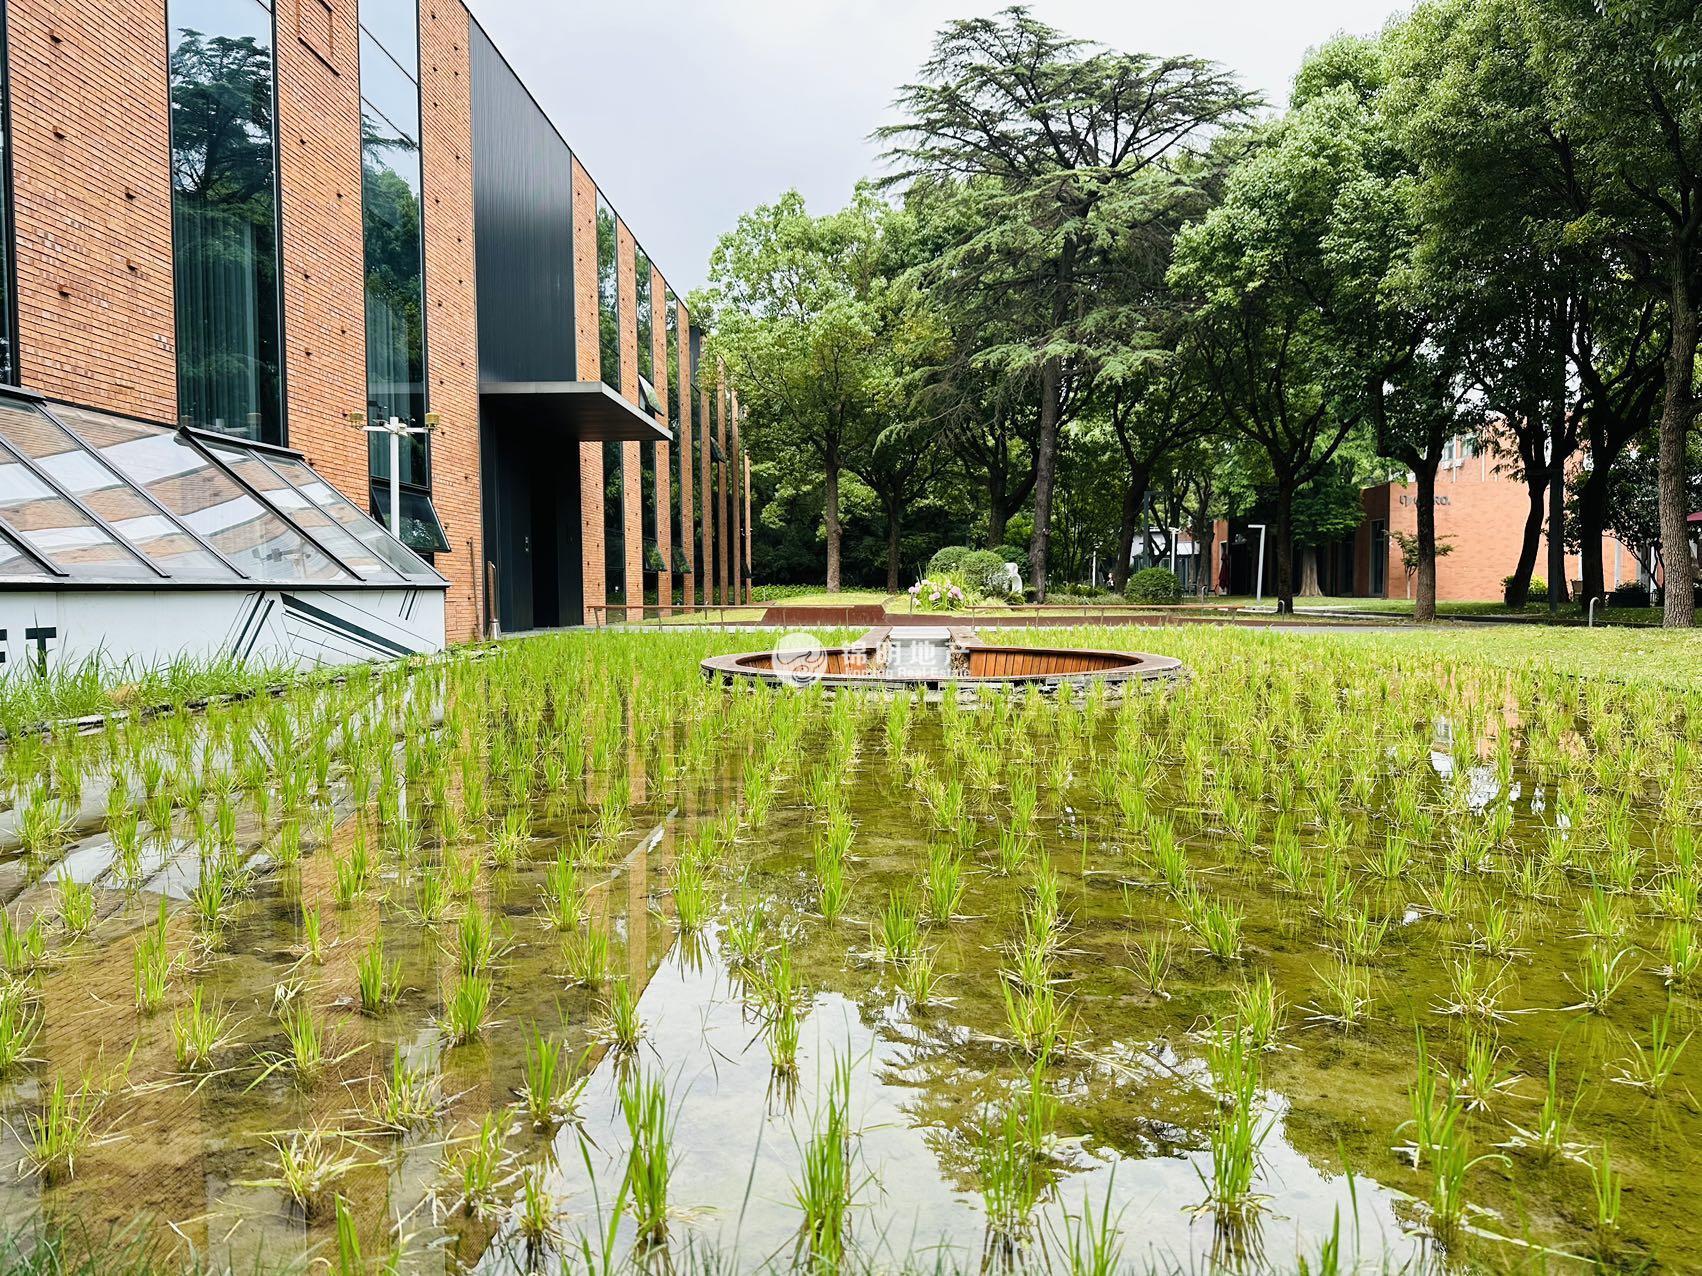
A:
[0, 626, 1697, 1275]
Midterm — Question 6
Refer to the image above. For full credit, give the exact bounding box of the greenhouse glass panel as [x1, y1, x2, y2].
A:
[0, 402, 236, 579]
[0, 434, 156, 578]
[45, 405, 351, 583]
[204, 441, 405, 582]
[263, 453, 441, 582]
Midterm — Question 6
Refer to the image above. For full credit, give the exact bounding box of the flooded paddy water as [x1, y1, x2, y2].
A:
[0, 628, 1695, 1274]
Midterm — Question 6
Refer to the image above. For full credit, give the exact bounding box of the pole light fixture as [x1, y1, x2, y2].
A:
[351, 411, 438, 540]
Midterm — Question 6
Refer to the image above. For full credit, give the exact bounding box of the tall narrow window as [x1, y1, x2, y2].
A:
[596, 194, 620, 392]
[603, 438, 624, 608]
[634, 249, 653, 386]
[359, 0, 444, 552]
[167, 0, 284, 443]
[0, 2, 16, 387]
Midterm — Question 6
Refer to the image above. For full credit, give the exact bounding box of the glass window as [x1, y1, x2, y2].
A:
[360, 9, 428, 493]
[0, 402, 234, 578]
[0, 527, 49, 580]
[47, 405, 350, 582]
[167, 0, 284, 444]
[635, 249, 653, 387]
[370, 482, 450, 555]
[665, 293, 682, 563]
[596, 194, 620, 393]
[0, 446, 155, 580]
[263, 452, 440, 580]
[641, 441, 660, 578]
[693, 383, 706, 581]
[360, 0, 416, 76]
[603, 439, 623, 608]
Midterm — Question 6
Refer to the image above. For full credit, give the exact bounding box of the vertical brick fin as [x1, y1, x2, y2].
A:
[571, 156, 604, 624]
[676, 298, 694, 610]
[422, 2, 482, 641]
[11, 0, 177, 416]
[652, 264, 671, 616]
[616, 220, 642, 620]
[275, 0, 365, 496]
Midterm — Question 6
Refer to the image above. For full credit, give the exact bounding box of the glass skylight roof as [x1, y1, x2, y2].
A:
[0, 390, 445, 588]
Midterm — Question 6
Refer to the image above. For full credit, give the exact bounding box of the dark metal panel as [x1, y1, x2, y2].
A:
[469, 23, 575, 385]
[479, 381, 674, 443]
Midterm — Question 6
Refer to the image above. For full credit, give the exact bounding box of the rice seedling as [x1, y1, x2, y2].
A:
[923, 845, 967, 925]
[1613, 1011, 1691, 1097]
[598, 977, 644, 1054]
[793, 1050, 856, 1269]
[15, 785, 73, 860]
[1232, 971, 1285, 1051]
[355, 937, 402, 1015]
[1568, 945, 1638, 1014]
[1590, 1138, 1622, 1235]
[1003, 979, 1068, 1056]
[1505, 1047, 1580, 1161]
[1132, 929, 1175, 1001]
[301, 903, 325, 964]
[22, 1074, 102, 1184]
[1192, 896, 1244, 962]
[254, 1126, 363, 1218]
[1303, 957, 1373, 1031]
[454, 907, 498, 977]
[169, 985, 236, 1072]
[448, 1110, 508, 1218]
[369, 1045, 444, 1133]
[133, 900, 172, 1014]
[514, 1162, 559, 1256]
[1435, 954, 1514, 1021]
[442, 973, 492, 1046]
[0, 986, 42, 1075]
[619, 1067, 673, 1249]
[1197, 1026, 1269, 1224]
[1427, 1097, 1505, 1240]
[53, 873, 95, 939]
[1398, 1028, 1442, 1167]
[563, 923, 611, 987]
[1661, 920, 1700, 987]
[874, 890, 921, 964]
[1453, 1027, 1518, 1112]
[898, 945, 947, 1007]
[540, 849, 584, 931]
[517, 1029, 586, 1131]
[671, 855, 712, 933]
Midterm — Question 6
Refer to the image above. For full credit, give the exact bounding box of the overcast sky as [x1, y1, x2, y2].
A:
[467, 0, 1408, 296]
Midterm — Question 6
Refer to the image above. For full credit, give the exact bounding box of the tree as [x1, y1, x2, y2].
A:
[877, 7, 1253, 599]
[696, 189, 897, 592]
[1169, 92, 1378, 613]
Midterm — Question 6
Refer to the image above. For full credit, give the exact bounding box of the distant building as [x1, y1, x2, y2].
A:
[1211, 438, 1639, 603]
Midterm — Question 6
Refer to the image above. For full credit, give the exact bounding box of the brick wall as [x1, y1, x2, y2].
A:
[9, 0, 177, 417]
[616, 219, 641, 621]
[717, 372, 729, 604]
[571, 156, 604, 625]
[651, 263, 671, 615]
[676, 298, 694, 608]
[273, 0, 367, 502]
[700, 383, 714, 606]
[422, 2, 481, 641]
[1355, 453, 1629, 601]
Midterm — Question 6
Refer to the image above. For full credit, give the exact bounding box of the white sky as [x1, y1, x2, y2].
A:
[467, 0, 1409, 295]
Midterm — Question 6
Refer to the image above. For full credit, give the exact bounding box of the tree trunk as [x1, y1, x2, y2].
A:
[986, 459, 1008, 549]
[1576, 464, 1610, 607]
[884, 497, 902, 593]
[1110, 467, 1148, 594]
[1504, 473, 1546, 608]
[1274, 483, 1295, 614]
[823, 448, 842, 594]
[1547, 388, 1568, 612]
[1027, 358, 1061, 602]
[1298, 545, 1323, 597]
[1414, 459, 1440, 623]
[1659, 274, 1697, 628]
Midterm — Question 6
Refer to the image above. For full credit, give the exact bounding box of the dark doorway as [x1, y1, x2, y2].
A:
[480, 415, 583, 632]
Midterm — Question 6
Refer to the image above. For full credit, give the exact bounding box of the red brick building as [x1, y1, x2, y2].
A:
[2, 0, 750, 650]
[1213, 438, 1639, 603]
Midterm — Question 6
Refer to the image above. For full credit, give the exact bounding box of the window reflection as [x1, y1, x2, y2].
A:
[168, 0, 284, 444]
[360, 3, 429, 504]
[597, 194, 620, 393]
[604, 439, 624, 607]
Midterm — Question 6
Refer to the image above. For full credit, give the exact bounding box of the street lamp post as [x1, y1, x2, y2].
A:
[1249, 523, 1268, 606]
[354, 413, 437, 539]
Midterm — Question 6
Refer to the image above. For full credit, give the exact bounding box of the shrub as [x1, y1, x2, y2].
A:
[1501, 574, 1549, 604]
[1609, 582, 1650, 608]
[1126, 567, 1182, 605]
[961, 549, 1013, 597]
[909, 576, 968, 611]
[926, 546, 972, 578]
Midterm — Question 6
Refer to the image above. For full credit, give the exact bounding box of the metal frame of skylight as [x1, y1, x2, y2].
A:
[0, 385, 446, 590]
